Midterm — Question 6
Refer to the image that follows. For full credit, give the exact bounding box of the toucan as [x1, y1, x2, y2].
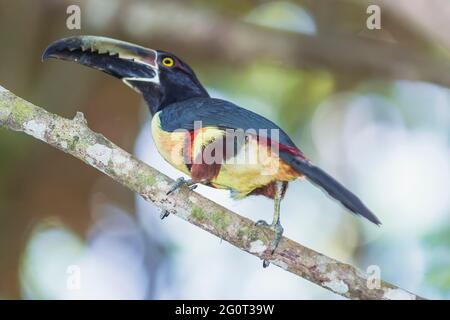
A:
[43, 36, 380, 267]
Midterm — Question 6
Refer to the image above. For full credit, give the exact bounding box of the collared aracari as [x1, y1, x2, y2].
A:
[43, 36, 380, 267]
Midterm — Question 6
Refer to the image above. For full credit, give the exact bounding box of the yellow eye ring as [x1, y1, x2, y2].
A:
[162, 57, 174, 67]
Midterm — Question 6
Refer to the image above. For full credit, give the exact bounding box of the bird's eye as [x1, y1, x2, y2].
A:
[162, 57, 174, 67]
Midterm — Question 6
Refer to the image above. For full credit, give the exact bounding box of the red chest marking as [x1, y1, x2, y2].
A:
[183, 130, 201, 166]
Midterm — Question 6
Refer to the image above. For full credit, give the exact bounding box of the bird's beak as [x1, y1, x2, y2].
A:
[42, 36, 160, 89]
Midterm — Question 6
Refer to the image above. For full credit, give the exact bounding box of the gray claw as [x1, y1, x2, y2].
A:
[166, 177, 188, 195]
[160, 210, 170, 220]
[255, 220, 270, 227]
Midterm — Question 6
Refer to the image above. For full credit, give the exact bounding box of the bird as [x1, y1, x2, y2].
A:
[43, 36, 381, 267]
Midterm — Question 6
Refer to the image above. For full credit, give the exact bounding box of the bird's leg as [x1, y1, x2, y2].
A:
[166, 177, 197, 195]
[270, 185, 284, 252]
[256, 181, 285, 268]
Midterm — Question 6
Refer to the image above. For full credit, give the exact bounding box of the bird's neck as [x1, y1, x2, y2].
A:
[161, 84, 209, 109]
[144, 83, 209, 115]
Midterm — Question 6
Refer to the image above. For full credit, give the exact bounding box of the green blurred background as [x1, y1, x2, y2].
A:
[0, 0, 449, 299]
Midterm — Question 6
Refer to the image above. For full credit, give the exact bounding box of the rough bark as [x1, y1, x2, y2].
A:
[0, 85, 424, 300]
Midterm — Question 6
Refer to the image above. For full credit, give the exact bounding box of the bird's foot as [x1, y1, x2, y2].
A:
[166, 177, 197, 195]
[270, 223, 284, 254]
[255, 220, 284, 268]
[255, 220, 270, 227]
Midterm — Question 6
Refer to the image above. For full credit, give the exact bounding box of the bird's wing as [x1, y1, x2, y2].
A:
[158, 97, 300, 153]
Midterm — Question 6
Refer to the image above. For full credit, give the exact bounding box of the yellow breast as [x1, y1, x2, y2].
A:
[151, 113, 190, 175]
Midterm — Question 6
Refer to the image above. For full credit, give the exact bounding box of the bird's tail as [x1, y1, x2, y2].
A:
[286, 155, 381, 225]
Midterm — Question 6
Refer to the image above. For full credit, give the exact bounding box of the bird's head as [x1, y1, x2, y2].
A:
[43, 36, 209, 114]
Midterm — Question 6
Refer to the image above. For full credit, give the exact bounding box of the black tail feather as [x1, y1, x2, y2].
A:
[287, 156, 381, 225]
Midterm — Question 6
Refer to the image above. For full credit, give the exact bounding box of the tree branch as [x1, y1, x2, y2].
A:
[0, 85, 424, 300]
